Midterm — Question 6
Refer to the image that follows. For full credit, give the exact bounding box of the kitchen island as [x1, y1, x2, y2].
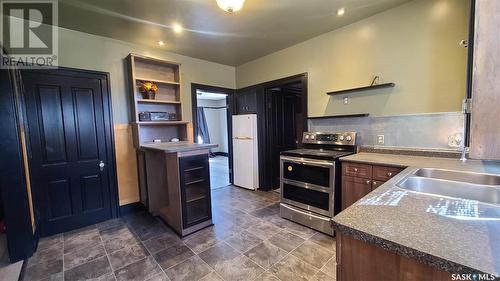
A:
[334, 152, 500, 280]
[140, 142, 218, 237]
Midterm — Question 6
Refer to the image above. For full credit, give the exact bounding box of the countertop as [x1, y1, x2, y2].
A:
[334, 152, 500, 275]
[140, 142, 218, 153]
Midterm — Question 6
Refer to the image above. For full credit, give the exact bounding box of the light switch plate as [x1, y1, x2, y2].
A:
[377, 135, 385, 145]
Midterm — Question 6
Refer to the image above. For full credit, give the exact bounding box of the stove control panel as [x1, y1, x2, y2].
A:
[303, 132, 356, 145]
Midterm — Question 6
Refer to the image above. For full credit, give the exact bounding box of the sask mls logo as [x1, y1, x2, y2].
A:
[0, 0, 58, 68]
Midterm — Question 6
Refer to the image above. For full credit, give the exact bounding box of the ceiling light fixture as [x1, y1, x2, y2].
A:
[157, 41, 165, 46]
[337, 8, 345, 16]
[216, 0, 246, 13]
[173, 23, 183, 34]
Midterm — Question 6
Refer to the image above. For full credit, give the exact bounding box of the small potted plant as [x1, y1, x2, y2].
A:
[139, 81, 158, 100]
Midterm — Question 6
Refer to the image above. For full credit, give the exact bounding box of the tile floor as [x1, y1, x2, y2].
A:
[209, 156, 230, 190]
[0, 233, 24, 281]
[23, 185, 336, 281]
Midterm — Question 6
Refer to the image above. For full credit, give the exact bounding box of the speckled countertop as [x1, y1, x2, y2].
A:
[140, 142, 218, 153]
[334, 152, 500, 275]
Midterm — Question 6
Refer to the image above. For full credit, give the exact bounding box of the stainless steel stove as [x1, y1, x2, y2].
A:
[279, 131, 357, 235]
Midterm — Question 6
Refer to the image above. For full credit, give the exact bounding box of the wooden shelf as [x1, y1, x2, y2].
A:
[128, 54, 186, 147]
[327, 83, 395, 96]
[136, 77, 180, 86]
[308, 114, 370, 119]
[135, 121, 189, 126]
[137, 99, 181, 105]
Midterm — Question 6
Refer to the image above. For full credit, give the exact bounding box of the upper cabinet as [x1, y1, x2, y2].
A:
[235, 88, 257, 114]
[469, 0, 500, 160]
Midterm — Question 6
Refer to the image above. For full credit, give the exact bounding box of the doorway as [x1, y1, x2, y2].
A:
[265, 82, 306, 189]
[191, 84, 235, 190]
[21, 68, 118, 237]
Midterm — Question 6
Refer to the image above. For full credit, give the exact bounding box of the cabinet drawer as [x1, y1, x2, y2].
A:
[372, 165, 404, 182]
[343, 162, 372, 178]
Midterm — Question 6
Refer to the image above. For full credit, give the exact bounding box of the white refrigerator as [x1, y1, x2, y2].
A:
[232, 114, 259, 190]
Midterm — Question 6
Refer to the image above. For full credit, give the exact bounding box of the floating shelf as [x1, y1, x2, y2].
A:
[135, 121, 189, 126]
[136, 77, 180, 86]
[137, 99, 181, 105]
[327, 83, 395, 96]
[308, 113, 370, 119]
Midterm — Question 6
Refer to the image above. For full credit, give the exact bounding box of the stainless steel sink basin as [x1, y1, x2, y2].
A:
[397, 176, 500, 205]
[414, 168, 500, 185]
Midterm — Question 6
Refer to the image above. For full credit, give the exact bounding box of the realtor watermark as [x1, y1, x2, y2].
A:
[0, 0, 58, 68]
[451, 273, 497, 281]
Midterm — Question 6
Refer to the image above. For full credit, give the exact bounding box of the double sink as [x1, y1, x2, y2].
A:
[397, 168, 500, 205]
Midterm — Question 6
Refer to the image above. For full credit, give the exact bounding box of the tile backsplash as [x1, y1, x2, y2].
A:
[308, 112, 465, 151]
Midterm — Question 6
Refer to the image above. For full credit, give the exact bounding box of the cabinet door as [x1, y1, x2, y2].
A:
[341, 176, 373, 210]
[179, 154, 211, 229]
[235, 92, 247, 114]
[236, 89, 257, 114]
[371, 180, 386, 190]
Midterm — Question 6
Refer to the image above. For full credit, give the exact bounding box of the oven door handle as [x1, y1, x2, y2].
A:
[280, 156, 335, 168]
[282, 179, 331, 193]
[280, 203, 332, 222]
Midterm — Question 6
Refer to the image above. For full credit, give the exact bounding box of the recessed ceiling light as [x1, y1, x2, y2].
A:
[173, 23, 183, 34]
[157, 41, 165, 46]
[337, 8, 345, 16]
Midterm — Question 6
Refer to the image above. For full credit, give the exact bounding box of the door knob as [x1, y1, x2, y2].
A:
[366, 180, 371, 185]
[99, 161, 105, 171]
[387, 172, 393, 177]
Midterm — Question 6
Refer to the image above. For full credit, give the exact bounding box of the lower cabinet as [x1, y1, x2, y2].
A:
[336, 234, 452, 281]
[142, 149, 213, 237]
[341, 176, 372, 209]
[341, 161, 404, 210]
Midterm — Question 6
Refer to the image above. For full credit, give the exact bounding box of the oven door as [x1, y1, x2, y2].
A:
[280, 156, 335, 217]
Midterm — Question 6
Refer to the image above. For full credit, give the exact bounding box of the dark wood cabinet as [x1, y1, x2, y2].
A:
[142, 148, 213, 237]
[179, 154, 211, 229]
[341, 176, 373, 209]
[235, 89, 257, 114]
[341, 162, 404, 210]
[336, 234, 452, 281]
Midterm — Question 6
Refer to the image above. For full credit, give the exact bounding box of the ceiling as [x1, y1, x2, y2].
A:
[58, 0, 412, 66]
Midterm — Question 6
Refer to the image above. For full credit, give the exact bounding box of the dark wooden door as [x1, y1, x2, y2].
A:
[341, 176, 372, 210]
[22, 70, 115, 236]
[266, 89, 301, 188]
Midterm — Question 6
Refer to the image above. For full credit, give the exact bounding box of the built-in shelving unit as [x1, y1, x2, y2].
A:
[137, 99, 182, 105]
[327, 83, 395, 96]
[127, 54, 187, 147]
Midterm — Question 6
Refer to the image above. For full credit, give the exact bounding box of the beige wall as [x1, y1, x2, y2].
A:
[55, 27, 236, 205]
[236, 0, 470, 117]
[57, 27, 236, 124]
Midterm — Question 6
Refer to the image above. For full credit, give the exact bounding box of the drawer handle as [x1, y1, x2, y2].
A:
[354, 168, 358, 172]
[366, 180, 371, 185]
[387, 172, 393, 177]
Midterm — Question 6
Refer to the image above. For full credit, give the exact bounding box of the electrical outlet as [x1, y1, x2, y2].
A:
[377, 135, 385, 145]
[343, 97, 349, 105]
[448, 133, 463, 148]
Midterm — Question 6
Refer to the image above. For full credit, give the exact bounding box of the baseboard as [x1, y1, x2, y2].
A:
[214, 152, 228, 157]
[119, 202, 146, 216]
